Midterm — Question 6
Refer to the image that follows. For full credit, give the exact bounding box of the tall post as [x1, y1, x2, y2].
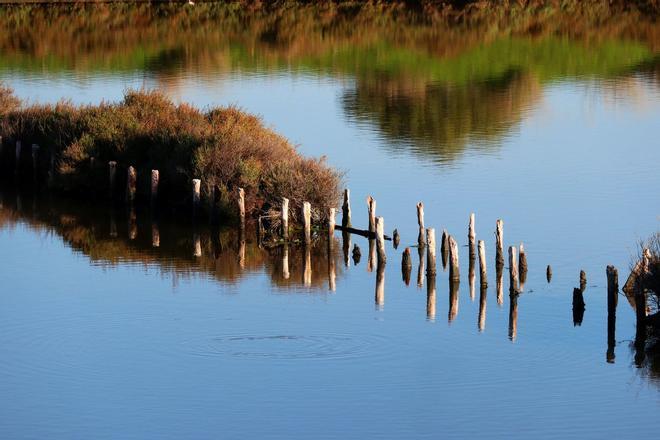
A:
[281, 197, 289, 240]
[342, 189, 351, 228]
[375, 216, 386, 265]
[417, 202, 425, 247]
[367, 196, 376, 234]
[495, 219, 504, 268]
[508, 246, 519, 293]
[108, 161, 117, 199]
[426, 228, 436, 275]
[192, 178, 201, 216]
[237, 187, 245, 227]
[468, 213, 476, 259]
[328, 207, 336, 239]
[302, 201, 311, 245]
[126, 166, 137, 203]
[448, 235, 460, 282]
[150, 170, 159, 207]
[478, 240, 488, 287]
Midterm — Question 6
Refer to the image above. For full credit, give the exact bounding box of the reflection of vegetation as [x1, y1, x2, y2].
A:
[0, 1, 658, 161]
[0, 190, 342, 291]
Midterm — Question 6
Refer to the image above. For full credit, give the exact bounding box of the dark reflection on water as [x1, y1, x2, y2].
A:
[0, 189, 343, 292]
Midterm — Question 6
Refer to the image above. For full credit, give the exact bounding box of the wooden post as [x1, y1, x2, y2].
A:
[546, 265, 552, 283]
[342, 189, 351, 228]
[468, 212, 476, 258]
[441, 229, 449, 270]
[427, 273, 436, 320]
[448, 235, 459, 282]
[606, 265, 618, 363]
[150, 170, 159, 206]
[495, 219, 504, 268]
[426, 228, 436, 275]
[237, 187, 245, 226]
[392, 229, 400, 249]
[367, 196, 376, 233]
[192, 178, 201, 216]
[402, 247, 412, 286]
[375, 216, 386, 265]
[328, 207, 336, 238]
[302, 201, 311, 245]
[417, 202, 425, 247]
[579, 270, 587, 292]
[31, 144, 39, 182]
[108, 161, 117, 198]
[14, 140, 21, 175]
[508, 246, 518, 293]
[352, 243, 361, 265]
[281, 197, 289, 240]
[478, 240, 487, 287]
[126, 166, 137, 203]
[519, 243, 528, 287]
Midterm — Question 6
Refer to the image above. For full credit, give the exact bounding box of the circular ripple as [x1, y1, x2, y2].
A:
[184, 333, 387, 360]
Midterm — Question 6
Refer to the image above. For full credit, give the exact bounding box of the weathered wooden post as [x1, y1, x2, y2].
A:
[579, 270, 587, 292]
[126, 166, 137, 203]
[108, 161, 117, 199]
[367, 196, 376, 233]
[402, 247, 412, 286]
[448, 235, 460, 282]
[519, 242, 528, 287]
[508, 246, 518, 293]
[417, 202, 425, 247]
[427, 273, 436, 320]
[281, 197, 289, 240]
[468, 213, 476, 259]
[426, 228, 436, 275]
[14, 140, 21, 175]
[392, 229, 400, 249]
[546, 265, 552, 283]
[495, 219, 504, 268]
[606, 265, 618, 363]
[478, 240, 488, 287]
[237, 187, 245, 227]
[150, 170, 159, 207]
[478, 284, 487, 332]
[31, 144, 39, 183]
[342, 189, 351, 228]
[328, 207, 336, 238]
[375, 216, 386, 265]
[192, 178, 201, 216]
[441, 229, 449, 270]
[302, 201, 312, 245]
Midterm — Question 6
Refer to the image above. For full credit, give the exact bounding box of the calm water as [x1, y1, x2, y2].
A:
[1, 5, 659, 439]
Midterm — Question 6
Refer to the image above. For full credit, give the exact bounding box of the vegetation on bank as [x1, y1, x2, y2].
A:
[0, 85, 340, 220]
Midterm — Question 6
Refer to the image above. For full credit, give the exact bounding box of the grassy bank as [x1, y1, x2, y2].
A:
[0, 85, 340, 220]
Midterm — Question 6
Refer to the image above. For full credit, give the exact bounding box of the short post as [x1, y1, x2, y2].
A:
[192, 178, 201, 216]
[281, 197, 289, 240]
[441, 229, 449, 270]
[401, 247, 412, 286]
[495, 219, 504, 267]
[15, 140, 21, 175]
[342, 189, 351, 228]
[328, 207, 336, 238]
[417, 202, 425, 247]
[426, 227, 436, 275]
[508, 246, 519, 293]
[546, 265, 552, 283]
[237, 187, 245, 226]
[367, 195, 376, 233]
[302, 201, 311, 245]
[375, 216, 386, 265]
[468, 212, 476, 258]
[150, 170, 159, 206]
[392, 229, 400, 249]
[31, 144, 39, 182]
[580, 269, 587, 292]
[126, 166, 137, 203]
[478, 240, 488, 287]
[519, 242, 528, 284]
[448, 235, 460, 282]
[108, 161, 117, 198]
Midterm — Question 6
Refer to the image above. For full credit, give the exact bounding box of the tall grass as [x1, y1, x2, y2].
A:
[0, 86, 341, 220]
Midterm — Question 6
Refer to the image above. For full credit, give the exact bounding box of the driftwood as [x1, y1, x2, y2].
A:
[334, 224, 392, 241]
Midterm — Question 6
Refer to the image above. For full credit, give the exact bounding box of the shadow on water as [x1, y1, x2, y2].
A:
[0, 188, 344, 292]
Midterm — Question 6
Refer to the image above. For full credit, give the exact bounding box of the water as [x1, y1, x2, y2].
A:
[1, 4, 659, 439]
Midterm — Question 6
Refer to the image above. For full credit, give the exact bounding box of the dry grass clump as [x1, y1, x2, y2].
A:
[0, 85, 340, 219]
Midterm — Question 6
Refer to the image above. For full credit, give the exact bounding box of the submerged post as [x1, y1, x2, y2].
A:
[108, 161, 117, 198]
[367, 196, 376, 233]
[448, 235, 460, 282]
[417, 202, 425, 247]
[126, 166, 137, 203]
[375, 216, 386, 265]
[508, 246, 519, 293]
[281, 197, 289, 240]
[342, 189, 351, 228]
[426, 228, 436, 276]
[150, 170, 159, 207]
[547, 265, 552, 283]
[237, 187, 245, 226]
[478, 239, 487, 287]
[495, 219, 504, 268]
[580, 270, 587, 292]
[302, 201, 311, 245]
[192, 179, 201, 216]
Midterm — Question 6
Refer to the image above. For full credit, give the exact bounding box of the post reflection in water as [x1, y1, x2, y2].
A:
[572, 287, 586, 326]
[417, 246, 425, 288]
[496, 263, 504, 306]
[128, 206, 137, 240]
[368, 238, 376, 273]
[469, 256, 476, 301]
[448, 279, 459, 323]
[282, 244, 290, 280]
[375, 262, 385, 310]
[238, 228, 246, 269]
[109, 207, 118, 238]
[426, 273, 436, 321]
[509, 293, 519, 342]
[193, 232, 202, 257]
[303, 244, 312, 287]
[327, 238, 336, 292]
[401, 247, 412, 286]
[151, 220, 160, 248]
[342, 231, 351, 267]
[478, 284, 487, 332]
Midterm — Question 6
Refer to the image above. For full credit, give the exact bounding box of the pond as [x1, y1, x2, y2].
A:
[1, 3, 659, 439]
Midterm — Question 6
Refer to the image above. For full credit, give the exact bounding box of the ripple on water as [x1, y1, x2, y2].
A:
[183, 333, 389, 361]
